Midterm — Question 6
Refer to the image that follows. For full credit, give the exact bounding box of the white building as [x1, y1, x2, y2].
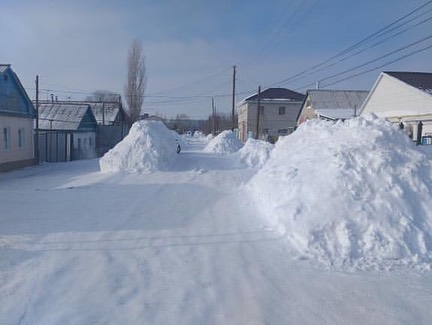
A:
[237, 88, 305, 142]
[360, 71, 432, 143]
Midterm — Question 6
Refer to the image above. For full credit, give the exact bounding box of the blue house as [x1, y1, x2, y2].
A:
[0, 64, 36, 172]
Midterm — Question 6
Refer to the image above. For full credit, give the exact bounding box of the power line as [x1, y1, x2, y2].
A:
[309, 34, 432, 87]
[270, 0, 432, 87]
[277, 10, 432, 87]
[313, 43, 432, 89]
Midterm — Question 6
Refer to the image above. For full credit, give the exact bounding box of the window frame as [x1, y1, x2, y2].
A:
[3, 127, 11, 150]
[18, 128, 25, 149]
[278, 106, 286, 115]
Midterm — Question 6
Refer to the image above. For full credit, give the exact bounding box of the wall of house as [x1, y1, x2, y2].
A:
[237, 103, 249, 142]
[0, 115, 34, 170]
[297, 100, 318, 125]
[73, 132, 97, 160]
[239, 100, 302, 141]
[361, 74, 432, 117]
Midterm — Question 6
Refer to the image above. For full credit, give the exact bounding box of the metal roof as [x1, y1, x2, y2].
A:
[87, 102, 121, 124]
[306, 90, 369, 110]
[38, 103, 94, 131]
[385, 71, 432, 94]
[243, 88, 305, 102]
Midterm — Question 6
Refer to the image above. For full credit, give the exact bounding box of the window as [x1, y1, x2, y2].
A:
[278, 106, 286, 115]
[89, 138, 93, 147]
[3, 127, 10, 150]
[18, 128, 25, 148]
[259, 106, 264, 114]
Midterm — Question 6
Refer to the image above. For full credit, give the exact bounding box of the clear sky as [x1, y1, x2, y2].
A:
[2, 0, 432, 119]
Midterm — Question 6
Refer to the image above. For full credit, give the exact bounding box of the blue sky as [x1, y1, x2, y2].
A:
[2, 0, 432, 118]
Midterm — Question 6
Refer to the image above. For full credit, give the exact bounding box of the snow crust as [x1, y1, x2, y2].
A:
[248, 114, 432, 270]
[99, 120, 179, 173]
[203, 130, 243, 154]
[235, 138, 274, 168]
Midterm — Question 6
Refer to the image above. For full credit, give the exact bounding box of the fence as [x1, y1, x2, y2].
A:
[96, 125, 129, 156]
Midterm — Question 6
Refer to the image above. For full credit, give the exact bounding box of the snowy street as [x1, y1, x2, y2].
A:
[1, 124, 432, 324]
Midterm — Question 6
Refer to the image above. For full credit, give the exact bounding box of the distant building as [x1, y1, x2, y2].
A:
[360, 71, 432, 143]
[297, 89, 369, 124]
[0, 64, 36, 172]
[37, 102, 97, 161]
[237, 88, 305, 142]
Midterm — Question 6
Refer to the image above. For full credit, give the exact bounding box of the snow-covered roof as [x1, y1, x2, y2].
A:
[38, 103, 96, 131]
[315, 108, 356, 120]
[385, 71, 432, 95]
[306, 90, 369, 110]
[87, 102, 122, 125]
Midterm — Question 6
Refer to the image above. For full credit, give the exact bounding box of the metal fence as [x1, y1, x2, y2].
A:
[37, 131, 72, 163]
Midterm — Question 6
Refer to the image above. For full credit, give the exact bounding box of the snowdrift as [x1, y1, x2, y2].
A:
[236, 138, 274, 168]
[99, 120, 179, 173]
[203, 130, 243, 154]
[248, 115, 432, 270]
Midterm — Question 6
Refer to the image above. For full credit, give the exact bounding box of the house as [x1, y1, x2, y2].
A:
[37, 102, 97, 161]
[297, 89, 369, 125]
[0, 64, 36, 172]
[84, 101, 129, 126]
[85, 101, 130, 155]
[37, 100, 130, 156]
[237, 87, 305, 142]
[360, 71, 432, 143]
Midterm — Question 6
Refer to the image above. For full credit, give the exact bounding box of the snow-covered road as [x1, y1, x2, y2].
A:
[1, 139, 432, 324]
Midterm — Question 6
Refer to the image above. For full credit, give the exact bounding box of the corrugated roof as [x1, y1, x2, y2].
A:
[307, 90, 369, 110]
[87, 102, 121, 124]
[385, 71, 432, 94]
[244, 88, 305, 102]
[38, 103, 92, 131]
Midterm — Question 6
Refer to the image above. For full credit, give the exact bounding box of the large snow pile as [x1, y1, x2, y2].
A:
[235, 138, 274, 168]
[203, 130, 243, 154]
[99, 120, 179, 173]
[248, 115, 432, 270]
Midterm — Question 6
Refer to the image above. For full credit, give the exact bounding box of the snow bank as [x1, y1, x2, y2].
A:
[235, 138, 274, 168]
[203, 130, 243, 154]
[99, 120, 179, 173]
[248, 115, 432, 270]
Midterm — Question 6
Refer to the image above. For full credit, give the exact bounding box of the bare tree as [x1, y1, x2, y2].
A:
[124, 39, 146, 122]
[86, 90, 121, 102]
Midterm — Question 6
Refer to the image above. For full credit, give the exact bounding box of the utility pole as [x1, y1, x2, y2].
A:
[231, 65, 236, 131]
[255, 86, 261, 139]
[35, 75, 39, 164]
[211, 96, 216, 135]
[102, 101, 105, 126]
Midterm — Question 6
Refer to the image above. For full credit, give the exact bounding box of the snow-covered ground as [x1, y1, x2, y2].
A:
[1, 118, 432, 324]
